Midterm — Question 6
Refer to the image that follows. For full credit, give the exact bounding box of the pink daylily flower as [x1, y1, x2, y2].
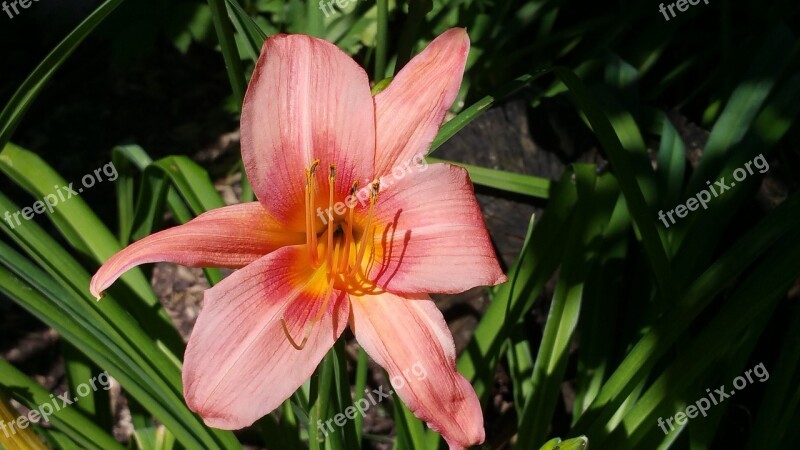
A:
[90, 28, 506, 450]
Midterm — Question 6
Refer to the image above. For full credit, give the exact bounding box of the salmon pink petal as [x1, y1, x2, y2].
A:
[349, 292, 484, 450]
[241, 34, 376, 229]
[183, 245, 349, 429]
[90, 202, 303, 298]
[367, 164, 506, 294]
[373, 28, 469, 176]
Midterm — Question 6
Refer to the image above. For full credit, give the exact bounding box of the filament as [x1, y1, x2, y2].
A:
[339, 181, 359, 274]
[325, 165, 336, 272]
[349, 180, 380, 277]
[306, 160, 321, 268]
[281, 318, 310, 350]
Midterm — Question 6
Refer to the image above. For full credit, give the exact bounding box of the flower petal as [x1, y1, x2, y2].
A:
[183, 245, 349, 429]
[367, 163, 506, 294]
[349, 292, 484, 450]
[373, 28, 469, 176]
[90, 202, 303, 299]
[241, 34, 376, 229]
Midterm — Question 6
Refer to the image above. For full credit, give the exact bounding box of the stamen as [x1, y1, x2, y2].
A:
[325, 165, 336, 272]
[339, 181, 359, 274]
[304, 170, 314, 265]
[307, 160, 321, 268]
[349, 180, 380, 277]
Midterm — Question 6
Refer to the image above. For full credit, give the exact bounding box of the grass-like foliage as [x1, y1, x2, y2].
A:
[0, 0, 798, 449]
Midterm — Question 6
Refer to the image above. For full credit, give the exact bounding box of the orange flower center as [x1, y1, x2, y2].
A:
[282, 160, 380, 350]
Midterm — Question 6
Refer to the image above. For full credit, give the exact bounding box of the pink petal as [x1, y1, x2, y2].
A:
[183, 245, 349, 429]
[90, 202, 303, 299]
[373, 28, 469, 177]
[241, 34, 376, 229]
[349, 292, 484, 450]
[367, 163, 506, 294]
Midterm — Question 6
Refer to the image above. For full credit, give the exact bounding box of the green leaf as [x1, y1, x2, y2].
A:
[62, 343, 111, 430]
[0, 362, 124, 450]
[516, 165, 618, 448]
[457, 171, 577, 400]
[747, 302, 800, 449]
[573, 190, 800, 438]
[224, 0, 268, 62]
[207, 0, 247, 104]
[686, 27, 794, 194]
[353, 348, 369, 446]
[0, 200, 239, 449]
[0, 143, 185, 357]
[656, 116, 686, 215]
[0, 255, 237, 449]
[430, 71, 549, 154]
[602, 231, 800, 448]
[428, 157, 551, 199]
[538, 436, 589, 450]
[550, 66, 674, 300]
[0, 0, 124, 148]
[375, 0, 389, 80]
[670, 73, 800, 281]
